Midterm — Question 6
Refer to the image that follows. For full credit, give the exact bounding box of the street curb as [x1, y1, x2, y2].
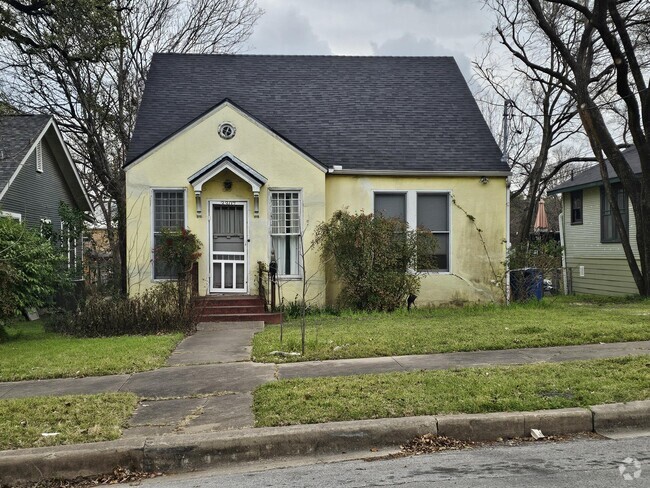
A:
[1, 400, 648, 486]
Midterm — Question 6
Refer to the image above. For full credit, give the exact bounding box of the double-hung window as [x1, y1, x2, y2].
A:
[374, 192, 407, 221]
[152, 189, 186, 279]
[570, 190, 583, 225]
[417, 193, 450, 272]
[270, 191, 301, 277]
[600, 184, 628, 243]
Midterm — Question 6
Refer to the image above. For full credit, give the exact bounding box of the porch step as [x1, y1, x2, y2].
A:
[197, 296, 264, 307]
[198, 304, 266, 314]
[199, 312, 283, 324]
[194, 296, 281, 324]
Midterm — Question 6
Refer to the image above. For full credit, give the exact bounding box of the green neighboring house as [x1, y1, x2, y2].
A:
[0, 115, 93, 277]
[548, 147, 641, 296]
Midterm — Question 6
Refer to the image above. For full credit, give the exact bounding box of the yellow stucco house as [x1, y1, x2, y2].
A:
[125, 54, 509, 307]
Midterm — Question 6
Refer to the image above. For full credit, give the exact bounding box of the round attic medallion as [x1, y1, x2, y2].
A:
[218, 122, 236, 140]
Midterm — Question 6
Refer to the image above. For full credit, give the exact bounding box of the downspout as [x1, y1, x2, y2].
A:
[559, 206, 568, 294]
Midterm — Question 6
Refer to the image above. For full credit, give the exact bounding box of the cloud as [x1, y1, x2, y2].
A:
[371, 33, 473, 80]
[390, 0, 434, 11]
[246, 5, 332, 55]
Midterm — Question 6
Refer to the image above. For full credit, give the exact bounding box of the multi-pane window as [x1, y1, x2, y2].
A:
[570, 190, 583, 225]
[417, 194, 449, 271]
[153, 189, 185, 279]
[270, 191, 301, 277]
[601, 185, 628, 243]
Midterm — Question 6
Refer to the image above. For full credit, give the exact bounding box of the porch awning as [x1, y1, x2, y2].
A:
[188, 153, 267, 218]
[188, 152, 267, 193]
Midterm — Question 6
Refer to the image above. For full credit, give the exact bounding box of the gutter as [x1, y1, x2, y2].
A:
[327, 168, 511, 177]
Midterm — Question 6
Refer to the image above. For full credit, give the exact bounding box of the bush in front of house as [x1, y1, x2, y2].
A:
[315, 210, 437, 312]
[0, 216, 67, 342]
[46, 282, 197, 337]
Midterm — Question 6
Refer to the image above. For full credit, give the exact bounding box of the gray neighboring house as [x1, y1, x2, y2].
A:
[548, 146, 641, 296]
[0, 115, 93, 273]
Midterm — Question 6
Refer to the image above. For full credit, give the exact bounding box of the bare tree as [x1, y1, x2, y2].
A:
[0, 0, 262, 292]
[486, 0, 650, 296]
[475, 20, 597, 243]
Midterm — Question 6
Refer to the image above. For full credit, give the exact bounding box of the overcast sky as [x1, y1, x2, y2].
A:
[244, 0, 496, 80]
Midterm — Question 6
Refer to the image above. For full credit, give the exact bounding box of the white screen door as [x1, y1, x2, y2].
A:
[210, 202, 247, 292]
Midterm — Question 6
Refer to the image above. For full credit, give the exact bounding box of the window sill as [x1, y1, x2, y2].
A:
[570, 222, 583, 226]
[276, 275, 302, 281]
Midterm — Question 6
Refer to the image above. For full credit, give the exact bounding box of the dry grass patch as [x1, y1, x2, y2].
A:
[0, 393, 138, 450]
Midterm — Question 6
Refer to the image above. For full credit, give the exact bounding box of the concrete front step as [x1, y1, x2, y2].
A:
[199, 312, 283, 324]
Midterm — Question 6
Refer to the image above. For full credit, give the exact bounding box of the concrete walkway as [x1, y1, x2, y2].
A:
[1, 326, 649, 438]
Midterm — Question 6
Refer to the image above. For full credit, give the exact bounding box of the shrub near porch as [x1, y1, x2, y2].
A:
[251, 296, 650, 363]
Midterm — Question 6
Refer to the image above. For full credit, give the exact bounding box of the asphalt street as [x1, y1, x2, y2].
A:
[134, 434, 650, 487]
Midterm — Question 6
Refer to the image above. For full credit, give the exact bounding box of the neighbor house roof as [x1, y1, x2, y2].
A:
[0, 114, 51, 191]
[0, 114, 92, 212]
[126, 54, 507, 174]
[548, 146, 642, 195]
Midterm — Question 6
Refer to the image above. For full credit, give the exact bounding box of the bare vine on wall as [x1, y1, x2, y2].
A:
[451, 196, 507, 300]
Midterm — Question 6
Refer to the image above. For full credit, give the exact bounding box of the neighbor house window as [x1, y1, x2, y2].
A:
[152, 189, 185, 279]
[61, 221, 81, 279]
[35, 141, 43, 172]
[570, 190, 583, 225]
[0, 210, 21, 222]
[417, 193, 450, 272]
[600, 184, 628, 243]
[270, 191, 301, 277]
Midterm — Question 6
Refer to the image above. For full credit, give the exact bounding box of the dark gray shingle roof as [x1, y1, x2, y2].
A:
[0, 115, 51, 191]
[127, 54, 506, 173]
[549, 146, 642, 194]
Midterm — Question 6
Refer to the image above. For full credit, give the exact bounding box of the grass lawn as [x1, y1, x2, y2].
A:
[254, 355, 650, 427]
[0, 320, 183, 382]
[252, 296, 650, 363]
[0, 393, 138, 450]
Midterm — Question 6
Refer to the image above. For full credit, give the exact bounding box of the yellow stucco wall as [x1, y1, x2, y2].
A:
[125, 102, 326, 304]
[325, 175, 508, 305]
[126, 102, 507, 307]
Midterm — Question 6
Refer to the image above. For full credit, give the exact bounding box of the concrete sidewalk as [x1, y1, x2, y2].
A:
[1, 325, 649, 485]
[0, 327, 649, 437]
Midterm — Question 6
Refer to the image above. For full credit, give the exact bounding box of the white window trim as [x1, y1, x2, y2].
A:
[0, 210, 22, 222]
[372, 190, 452, 274]
[269, 188, 303, 280]
[35, 141, 43, 173]
[150, 187, 188, 281]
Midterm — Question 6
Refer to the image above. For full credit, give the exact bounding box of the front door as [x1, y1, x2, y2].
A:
[210, 202, 247, 293]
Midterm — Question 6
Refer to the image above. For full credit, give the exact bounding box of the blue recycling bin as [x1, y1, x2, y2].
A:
[510, 268, 543, 301]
